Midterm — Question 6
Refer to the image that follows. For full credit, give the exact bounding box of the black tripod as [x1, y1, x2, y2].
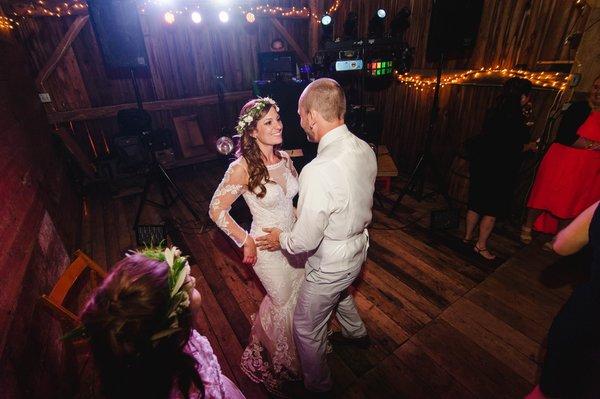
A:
[132, 144, 205, 234]
[129, 68, 205, 243]
[389, 54, 453, 216]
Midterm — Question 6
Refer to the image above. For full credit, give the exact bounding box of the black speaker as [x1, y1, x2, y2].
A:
[117, 108, 152, 135]
[253, 80, 317, 170]
[87, 0, 149, 70]
[346, 106, 383, 146]
[426, 0, 484, 62]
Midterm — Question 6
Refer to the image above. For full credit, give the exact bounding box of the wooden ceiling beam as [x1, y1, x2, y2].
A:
[269, 17, 311, 64]
[308, 0, 323, 61]
[7, 2, 87, 18]
[46, 90, 253, 124]
[35, 15, 88, 91]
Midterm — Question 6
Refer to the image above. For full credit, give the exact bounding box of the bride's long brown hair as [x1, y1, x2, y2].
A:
[235, 99, 282, 198]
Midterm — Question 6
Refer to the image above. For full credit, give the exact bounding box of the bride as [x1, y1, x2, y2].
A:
[208, 98, 305, 396]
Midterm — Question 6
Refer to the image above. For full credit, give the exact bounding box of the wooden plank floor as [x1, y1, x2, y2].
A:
[79, 160, 588, 398]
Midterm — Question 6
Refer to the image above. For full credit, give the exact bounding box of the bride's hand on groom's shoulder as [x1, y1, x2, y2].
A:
[256, 228, 282, 252]
[242, 237, 257, 266]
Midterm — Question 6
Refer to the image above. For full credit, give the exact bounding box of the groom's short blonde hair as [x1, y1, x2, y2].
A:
[299, 78, 346, 122]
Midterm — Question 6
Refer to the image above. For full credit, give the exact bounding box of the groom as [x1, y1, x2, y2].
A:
[256, 78, 377, 393]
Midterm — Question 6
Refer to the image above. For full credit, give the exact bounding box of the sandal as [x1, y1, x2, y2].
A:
[474, 245, 496, 260]
[520, 226, 533, 244]
[462, 237, 473, 244]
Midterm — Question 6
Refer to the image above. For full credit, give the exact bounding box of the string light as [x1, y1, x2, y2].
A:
[138, 1, 341, 22]
[395, 67, 570, 91]
[11, 1, 342, 25]
[0, 15, 17, 29]
[10, 0, 87, 18]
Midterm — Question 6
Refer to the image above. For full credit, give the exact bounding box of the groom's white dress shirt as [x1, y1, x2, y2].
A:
[279, 124, 377, 272]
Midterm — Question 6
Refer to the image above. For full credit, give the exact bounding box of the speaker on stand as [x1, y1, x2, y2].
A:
[389, 0, 484, 230]
[253, 80, 317, 172]
[87, 0, 207, 244]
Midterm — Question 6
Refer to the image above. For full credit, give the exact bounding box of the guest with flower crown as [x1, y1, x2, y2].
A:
[80, 247, 245, 399]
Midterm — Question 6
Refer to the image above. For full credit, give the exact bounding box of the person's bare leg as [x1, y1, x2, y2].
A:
[464, 210, 480, 242]
[524, 208, 543, 229]
[475, 215, 496, 259]
[521, 208, 542, 244]
[544, 217, 574, 250]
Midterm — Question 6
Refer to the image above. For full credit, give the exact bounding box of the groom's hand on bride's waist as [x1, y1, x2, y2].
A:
[256, 228, 282, 251]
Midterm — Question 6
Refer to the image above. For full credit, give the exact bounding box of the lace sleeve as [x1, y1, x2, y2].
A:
[209, 161, 249, 247]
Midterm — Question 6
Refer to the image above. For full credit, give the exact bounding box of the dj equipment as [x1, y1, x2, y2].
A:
[258, 51, 297, 80]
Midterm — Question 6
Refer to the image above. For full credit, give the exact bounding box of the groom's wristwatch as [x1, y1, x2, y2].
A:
[285, 149, 304, 158]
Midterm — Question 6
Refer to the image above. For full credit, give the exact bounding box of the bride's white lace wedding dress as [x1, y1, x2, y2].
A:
[208, 151, 305, 396]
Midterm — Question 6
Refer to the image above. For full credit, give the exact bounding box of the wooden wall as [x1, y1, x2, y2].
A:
[331, 0, 590, 171]
[9, 0, 592, 179]
[0, 30, 81, 398]
[334, 0, 587, 70]
[13, 1, 310, 161]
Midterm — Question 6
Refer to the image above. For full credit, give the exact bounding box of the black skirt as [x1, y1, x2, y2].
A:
[467, 151, 519, 218]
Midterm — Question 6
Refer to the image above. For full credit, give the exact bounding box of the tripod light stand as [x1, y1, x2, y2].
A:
[129, 68, 207, 245]
[389, 54, 453, 216]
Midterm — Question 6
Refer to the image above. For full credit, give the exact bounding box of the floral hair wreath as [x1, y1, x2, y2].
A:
[137, 246, 192, 342]
[64, 246, 192, 344]
[235, 97, 280, 135]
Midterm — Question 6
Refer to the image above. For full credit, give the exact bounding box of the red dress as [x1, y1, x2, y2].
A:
[528, 111, 600, 233]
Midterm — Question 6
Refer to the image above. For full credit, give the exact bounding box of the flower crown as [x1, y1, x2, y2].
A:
[64, 246, 192, 344]
[235, 97, 279, 135]
[136, 246, 192, 342]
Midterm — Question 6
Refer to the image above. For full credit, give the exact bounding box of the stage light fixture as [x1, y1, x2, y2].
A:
[164, 11, 175, 24]
[191, 11, 202, 24]
[219, 11, 229, 23]
[377, 9, 387, 19]
[390, 7, 411, 39]
[321, 14, 333, 43]
[246, 12, 255, 23]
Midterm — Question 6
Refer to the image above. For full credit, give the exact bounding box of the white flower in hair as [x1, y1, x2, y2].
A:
[171, 261, 191, 297]
[164, 246, 176, 267]
[236, 97, 280, 134]
[65, 245, 194, 344]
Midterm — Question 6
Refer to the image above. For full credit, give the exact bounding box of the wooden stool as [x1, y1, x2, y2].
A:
[376, 145, 398, 194]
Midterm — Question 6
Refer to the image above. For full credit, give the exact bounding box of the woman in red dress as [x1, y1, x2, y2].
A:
[521, 75, 600, 243]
